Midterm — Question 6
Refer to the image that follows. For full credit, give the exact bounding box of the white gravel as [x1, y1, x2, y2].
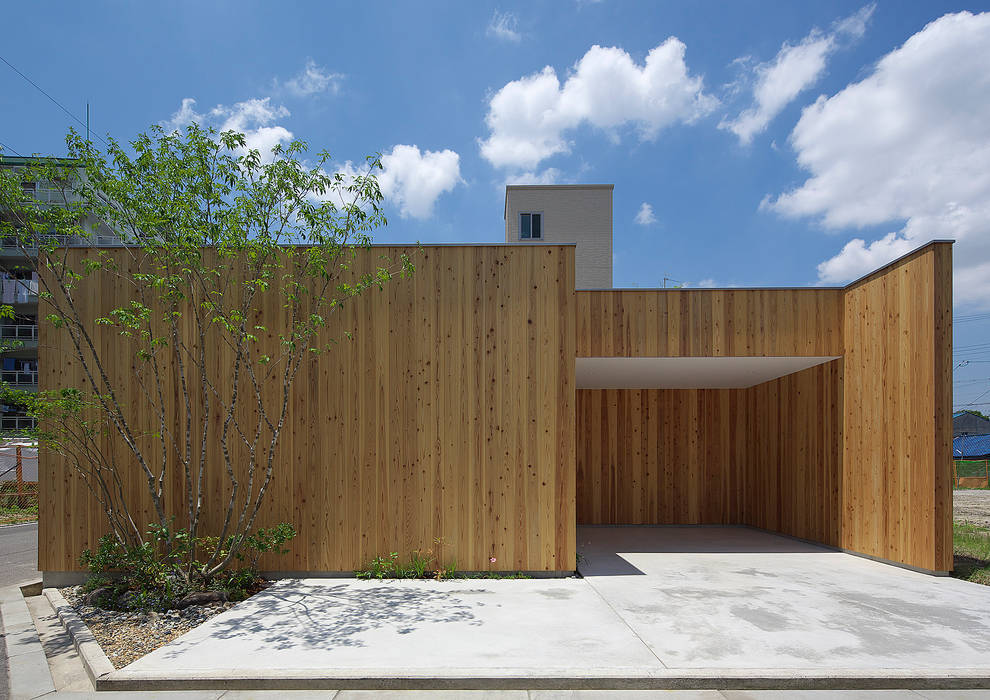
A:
[58, 585, 238, 669]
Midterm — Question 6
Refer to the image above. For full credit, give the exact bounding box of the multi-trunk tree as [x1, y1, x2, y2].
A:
[0, 125, 412, 584]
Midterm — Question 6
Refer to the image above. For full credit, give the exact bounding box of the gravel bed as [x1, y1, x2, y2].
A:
[954, 489, 990, 528]
[58, 585, 240, 669]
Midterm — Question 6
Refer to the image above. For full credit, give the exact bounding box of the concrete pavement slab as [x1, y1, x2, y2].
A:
[112, 578, 661, 685]
[50, 527, 990, 691]
[1, 585, 55, 700]
[221, 692, 340, 699]
[336, 692, 526, 699]
[529, 691, 726, 698]
[47, 692, 226, 699]
[720, 691, 927, 699]
[578, 527, 990, 672]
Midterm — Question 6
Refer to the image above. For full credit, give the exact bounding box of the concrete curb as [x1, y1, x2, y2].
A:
[0, 520, 39, 530]
[42, 586, 115, 687]
[97, 669, 990, 692]
[0, 583, 55, 700]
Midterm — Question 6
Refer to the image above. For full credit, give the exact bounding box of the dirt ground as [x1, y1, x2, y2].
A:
[954, 489, 990, 527]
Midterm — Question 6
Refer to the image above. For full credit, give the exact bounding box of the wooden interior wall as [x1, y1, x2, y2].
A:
[39, 245, 576, 573]
[576, 361, 841, 535]
[575, 388, 746, 524]
[744, 361, 843, 546]
[576, 288, 844, 357]
[841, 242, 953, 572]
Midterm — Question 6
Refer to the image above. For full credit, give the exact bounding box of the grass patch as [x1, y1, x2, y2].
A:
[0, 502, 38, 525]
[953, 522, 990, 584]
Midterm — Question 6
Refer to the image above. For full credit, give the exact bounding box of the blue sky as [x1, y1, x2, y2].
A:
[2, 1, 990, 408]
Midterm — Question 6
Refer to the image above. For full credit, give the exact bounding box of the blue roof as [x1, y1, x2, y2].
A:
[954, 434, 990, 458]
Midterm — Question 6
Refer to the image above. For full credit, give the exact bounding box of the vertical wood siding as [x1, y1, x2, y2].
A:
[39, 245, 576, 573]
[841, 242, 953, 572]
[575, 288, 844, 357]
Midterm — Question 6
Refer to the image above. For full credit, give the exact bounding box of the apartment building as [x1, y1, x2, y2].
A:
[0, 156, 120, 434]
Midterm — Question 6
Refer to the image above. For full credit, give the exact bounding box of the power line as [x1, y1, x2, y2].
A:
[0, 53, 109, 149]
[0, 140, 22, 157]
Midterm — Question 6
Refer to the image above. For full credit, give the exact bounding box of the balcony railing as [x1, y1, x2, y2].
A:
[1, 233, 120, 250]
[1, 370, 37, 386]
[0, 325, 38, 341]
[22, 186, 71, 205]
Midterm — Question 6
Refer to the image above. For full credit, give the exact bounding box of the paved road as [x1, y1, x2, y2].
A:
[0, 522, 38, 588]
[0, 521, 38, 700]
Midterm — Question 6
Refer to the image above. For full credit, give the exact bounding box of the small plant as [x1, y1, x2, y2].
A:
[355, 539, 533, 580]
[435, 557, 458, 581]
[356, 552, 400, 580]
[408, 549, 435, 578]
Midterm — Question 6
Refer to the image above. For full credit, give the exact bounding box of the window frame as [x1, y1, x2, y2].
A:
[518, 211, 544, 241]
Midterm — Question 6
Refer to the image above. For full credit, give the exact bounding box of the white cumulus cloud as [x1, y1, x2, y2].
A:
[376, 145, 462, 220]
[763, 11, 990, 306]
[480, 41, 718, 170]
[721, 4, 874, 145]
[282, 59, 343, 97]
[163, 97, 293, 158]
[635, 202, 656, 226]
[503, 168, 561, 186]
[487, 11, 521, 42]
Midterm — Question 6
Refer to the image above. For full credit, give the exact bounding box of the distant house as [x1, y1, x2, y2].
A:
[953, 410, 990, 437]
[954, 434, 990, 460]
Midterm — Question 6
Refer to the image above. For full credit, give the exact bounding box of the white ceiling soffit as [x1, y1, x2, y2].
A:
[576, 356, 840, 390]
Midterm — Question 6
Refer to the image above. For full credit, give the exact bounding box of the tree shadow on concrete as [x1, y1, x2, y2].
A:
[154, 580, 485, 658]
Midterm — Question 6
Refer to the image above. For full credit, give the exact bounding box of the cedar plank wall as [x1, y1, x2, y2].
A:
[576, 288, 844, 357]
[39, 245, 576, 573]
[576, 242, 951, 572]
[841, 242, 953, 572]
[744, 361, 842, 546]
[576, 388, 746, 525]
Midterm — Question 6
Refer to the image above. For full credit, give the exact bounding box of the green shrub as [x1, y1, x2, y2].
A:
[78, 521, 296, 611]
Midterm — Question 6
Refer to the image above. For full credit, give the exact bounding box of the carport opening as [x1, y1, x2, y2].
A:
[575, 355, 843, 561]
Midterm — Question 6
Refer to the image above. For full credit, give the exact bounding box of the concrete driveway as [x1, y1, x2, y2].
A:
[578, 526, 990, 671]
[104, 527, 990, 690]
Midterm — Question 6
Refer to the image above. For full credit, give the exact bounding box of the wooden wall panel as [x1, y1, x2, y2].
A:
[576, 288, 844, 358]
[744, 361, 843, 546]
[576, 388, 743, 525]
[40, 245, 576, 573]
[841, 242, 953, 572]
